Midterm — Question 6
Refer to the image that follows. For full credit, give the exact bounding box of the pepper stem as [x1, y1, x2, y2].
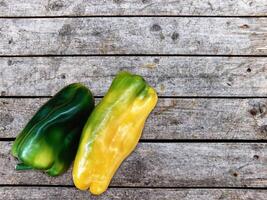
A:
[15, 163, 33, 170]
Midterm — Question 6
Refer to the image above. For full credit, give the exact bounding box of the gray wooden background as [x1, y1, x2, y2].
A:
[0, 0, 267, 199]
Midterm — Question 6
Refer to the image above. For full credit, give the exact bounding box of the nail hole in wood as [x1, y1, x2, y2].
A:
[233, 172, 238, 177]
[249, 108, 257, 116]
[150, 24, 162, 32]
[153, 58, 160, 63]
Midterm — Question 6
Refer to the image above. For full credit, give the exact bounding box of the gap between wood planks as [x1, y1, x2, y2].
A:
[0, 16, 267, 19]
[0, 54, 267, 57]
[1, 138, 267, 143]
[1, 96, 267, 99]
[0, 185, 266, 190]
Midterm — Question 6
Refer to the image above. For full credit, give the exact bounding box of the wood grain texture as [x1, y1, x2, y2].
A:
[0, 187, 267, 200]
[0, 0, 266, 17]
[0, 18, 266, 55]
[1, 57, 267, 96]
[0, 142, 266, 187]
[1, 98, 267, 140]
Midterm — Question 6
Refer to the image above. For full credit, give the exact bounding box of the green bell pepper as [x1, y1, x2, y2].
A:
[11, 83, 95, 176]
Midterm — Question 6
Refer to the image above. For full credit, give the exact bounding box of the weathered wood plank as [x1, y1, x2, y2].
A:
[1, 98, 267, 140]
[0, 0, 266, 17]
[1, 187, 267, 200]
[1, 57, 267, 96]
[0, 18, 266, 55]
[0, 142, 266, 187]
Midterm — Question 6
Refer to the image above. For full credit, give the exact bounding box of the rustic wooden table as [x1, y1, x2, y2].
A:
[0, 0, 267, 199]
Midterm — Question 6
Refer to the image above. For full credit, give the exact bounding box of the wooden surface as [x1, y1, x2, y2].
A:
[1, 142, 266, 187]
[1, 188, 267, 200]
[1, 18, 267, 55]
[1, 57, 267, 96]
[0, 0, 266, 16]
[0, 1, 266, 200]
[1, 98, 267, 140]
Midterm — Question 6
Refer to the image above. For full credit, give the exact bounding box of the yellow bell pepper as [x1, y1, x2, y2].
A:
[72, 71, 158, 195]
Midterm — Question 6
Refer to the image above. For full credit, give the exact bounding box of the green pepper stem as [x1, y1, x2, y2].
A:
[15, 163, 33, 170]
